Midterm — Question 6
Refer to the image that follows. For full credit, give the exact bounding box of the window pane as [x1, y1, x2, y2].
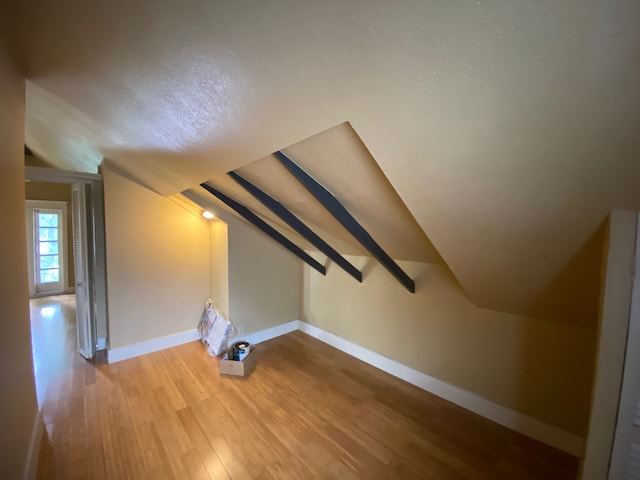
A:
[39, 241, 58, 255]
[38, 213, 58, 227]
[40, 269, 60, 283]
[39, 227, 58, 241]
[40, 255, 59, 270]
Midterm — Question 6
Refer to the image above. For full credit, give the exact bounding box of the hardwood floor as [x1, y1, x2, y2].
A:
[34, 300, 579, 479]
[30, 294, 78, 406]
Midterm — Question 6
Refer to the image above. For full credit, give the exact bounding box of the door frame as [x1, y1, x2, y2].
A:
[25, 200, 69, 296]
[608, 212, 640, 479]
[25, 165, 108, 352]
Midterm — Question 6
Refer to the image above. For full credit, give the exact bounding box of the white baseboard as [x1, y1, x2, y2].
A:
[24, 408, 43, 480]
[108, 329, 200, 364]
[297, 320, 584, 457]
[97, 337, 107, 351]
[106, 320, 298, 364]
[239, 320, 299, 346]
[30, 287, 75, 299]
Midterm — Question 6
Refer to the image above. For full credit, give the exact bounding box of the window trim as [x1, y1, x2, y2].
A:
[25, 200, 69, 296]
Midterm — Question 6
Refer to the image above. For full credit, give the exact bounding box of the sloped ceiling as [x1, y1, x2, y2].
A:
[192, 122, 442, 265]
[9, 0, 640, 316]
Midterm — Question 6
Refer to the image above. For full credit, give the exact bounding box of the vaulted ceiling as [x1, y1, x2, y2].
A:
[8, 0, 640, 319]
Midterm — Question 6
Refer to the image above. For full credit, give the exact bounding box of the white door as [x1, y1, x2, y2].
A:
[609, 212, 640, 479]
[72, 183, 96, 359]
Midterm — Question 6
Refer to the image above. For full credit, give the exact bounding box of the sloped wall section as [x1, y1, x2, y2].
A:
[301, 254, 597, 438]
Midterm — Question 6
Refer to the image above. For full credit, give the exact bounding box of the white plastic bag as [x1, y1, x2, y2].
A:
[197, 299, 235, 356]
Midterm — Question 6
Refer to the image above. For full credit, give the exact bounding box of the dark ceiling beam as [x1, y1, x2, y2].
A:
[273, 151, 415, 293]
[228, 171, 363, 283]
[200, 183, 326, 276]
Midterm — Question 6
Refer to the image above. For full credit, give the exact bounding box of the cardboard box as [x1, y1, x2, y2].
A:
[218, 345, 256, 377]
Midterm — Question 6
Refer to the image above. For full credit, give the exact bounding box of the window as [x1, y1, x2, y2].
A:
[25, 200, 68, 296]
[36, 211, 61, 284]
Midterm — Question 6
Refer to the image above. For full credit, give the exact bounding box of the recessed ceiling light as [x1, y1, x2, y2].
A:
[202, 211, 215, 219]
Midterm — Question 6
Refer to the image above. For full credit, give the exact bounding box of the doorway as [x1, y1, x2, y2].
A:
[25, 166, 108, 362]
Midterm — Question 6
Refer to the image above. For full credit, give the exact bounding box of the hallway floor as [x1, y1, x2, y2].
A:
[30, 294, 78, 407]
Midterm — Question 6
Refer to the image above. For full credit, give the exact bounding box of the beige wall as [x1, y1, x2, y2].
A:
[103, 175, 301, 350]
[580, 212, 637, 479]
[225, 212, 300, 336]
[0, 21, 39, 479]
[25, 181, 75, 287]
[302, 255, 597, 437]
[209, 219, 229, 317]
[103, 163, 210, 348]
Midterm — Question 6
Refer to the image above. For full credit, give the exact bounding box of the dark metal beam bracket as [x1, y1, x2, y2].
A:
[200, 182, 326, 275]
[273, 151, 415, 293]
[228, 171, 363, 283]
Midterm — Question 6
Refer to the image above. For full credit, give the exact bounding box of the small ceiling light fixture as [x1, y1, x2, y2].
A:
[202, 210, 215, 219]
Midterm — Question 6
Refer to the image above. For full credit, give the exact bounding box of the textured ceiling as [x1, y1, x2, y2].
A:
[8, 0, 640, 316]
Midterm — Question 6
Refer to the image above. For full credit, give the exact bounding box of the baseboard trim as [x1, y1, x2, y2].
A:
[30, 288, 75, 299]
[239, 320, 299, 346]
[107, 321, 299, 364]
[24, 408, 43, 480]
[297, 320, 584, 457]
[108, 329, 200, 364]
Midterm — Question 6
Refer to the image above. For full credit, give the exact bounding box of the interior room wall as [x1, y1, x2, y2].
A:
[301, 255, 597, 438]
[580, 212, 637, 480]
[103, 162, 210, 349]
[0, 21, 40, 479]
[178, 191, 302, 338]
[224, 212, 301, 336]
[209, 218, 229, 316]
[24, 181, 75, 288]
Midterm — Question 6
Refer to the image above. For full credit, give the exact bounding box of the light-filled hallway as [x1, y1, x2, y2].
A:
[30, 294, 78, 407]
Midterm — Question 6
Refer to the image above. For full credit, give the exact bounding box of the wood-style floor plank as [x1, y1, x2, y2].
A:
[32, 296, 579, 479]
